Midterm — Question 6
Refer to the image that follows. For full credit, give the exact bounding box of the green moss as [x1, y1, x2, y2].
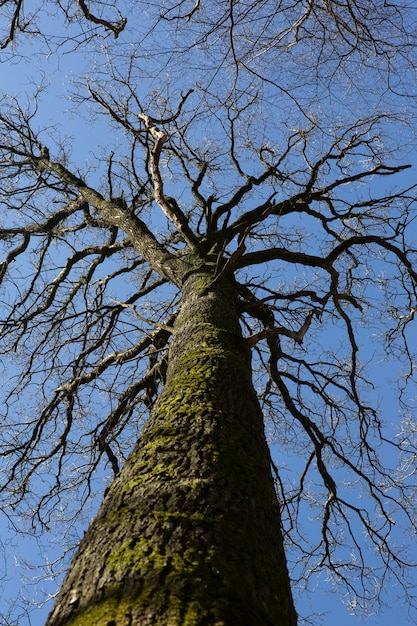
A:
[210, 449, 220, 463]
[49, 272, 296, 625]
[77, 538, 221, 625]
[67, 596, 225, 626]
[192, 277, 213, 292]
[153, 510, 222, 524]
[105, 537, 219, 599]
[106, 536, 165, 574]
[66, 597, 124, 626]
[103, 505, 131, 527]
[65, 518, 259, 624]
[119, 462, 180, 493]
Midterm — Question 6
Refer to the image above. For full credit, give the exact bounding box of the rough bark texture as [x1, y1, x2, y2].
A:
[45, 267, 297, 626]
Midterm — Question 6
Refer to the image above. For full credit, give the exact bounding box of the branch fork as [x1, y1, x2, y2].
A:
[244, 310, 314, 348]
[139, 113, 198, 249]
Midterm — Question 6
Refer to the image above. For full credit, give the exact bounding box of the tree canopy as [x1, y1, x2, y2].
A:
[0, 1, 417, 623]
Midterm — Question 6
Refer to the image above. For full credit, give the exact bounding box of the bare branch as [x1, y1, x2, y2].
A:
[77, 0, 127, 37]
[244, 310, 314, 348]
[33, 153, 185, 284]
[138, 113, 199, 249]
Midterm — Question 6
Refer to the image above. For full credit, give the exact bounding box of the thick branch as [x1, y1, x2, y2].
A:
[237, 247, 328, 270]
[244, 310, 314, 348]
[1, 0, 24, 49]
[212, 167, 276, 227]
[139, 114, 199, 250]
[77, 0, 127, 38]
[326, 235, 417, 281]
[35, 155, 184, 285]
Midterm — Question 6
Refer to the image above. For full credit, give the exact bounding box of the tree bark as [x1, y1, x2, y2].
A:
[45, 267, 297, 626]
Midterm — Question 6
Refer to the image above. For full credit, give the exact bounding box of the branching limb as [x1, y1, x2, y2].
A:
[138, 113, 198, 250]
[0, 0, 24, 49]
[244, 310, 315, 348]
[77, 0, 127, 38]
[111, 300, 175, 333]
[269, 362, 338, 499]
[0, 0, 127, 48]
[29, 152, 184, 284]
[161, 0, 201, 22]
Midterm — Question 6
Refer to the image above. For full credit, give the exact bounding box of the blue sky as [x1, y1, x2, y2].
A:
[0, 4, 417, 625]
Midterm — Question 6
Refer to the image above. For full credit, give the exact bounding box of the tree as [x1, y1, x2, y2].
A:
[0, 0, 126, 48]
[0, 1, 417, 624]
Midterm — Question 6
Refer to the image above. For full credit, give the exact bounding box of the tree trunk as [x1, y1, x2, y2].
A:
[45, 269, 297, 626]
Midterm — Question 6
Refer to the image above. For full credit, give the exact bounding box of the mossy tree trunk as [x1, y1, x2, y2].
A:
[45, 269, 297, 626]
